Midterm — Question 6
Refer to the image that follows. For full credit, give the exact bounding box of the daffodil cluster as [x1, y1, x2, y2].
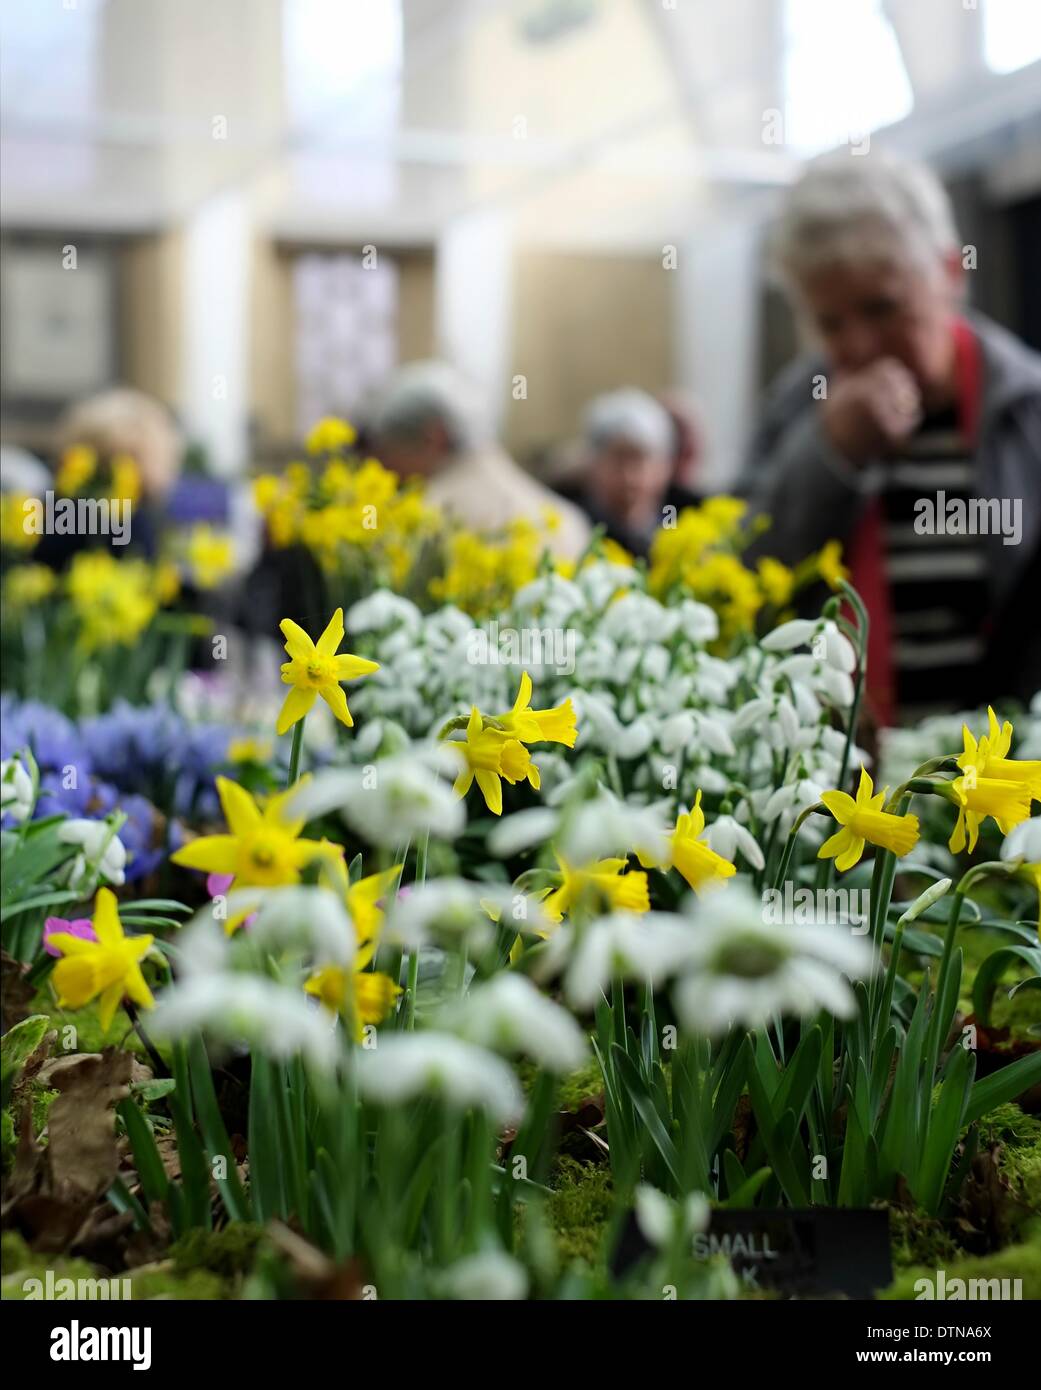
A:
[252, 419, 439, 589]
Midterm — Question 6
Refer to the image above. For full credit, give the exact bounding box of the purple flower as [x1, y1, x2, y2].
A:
[43, 916, 98, 957]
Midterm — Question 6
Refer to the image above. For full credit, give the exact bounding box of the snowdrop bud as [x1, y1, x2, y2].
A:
[777, 697, 800, 745]
[761, 619, 817, 652]
[678, 600, 719, 644]
[820, 620, 857, 674]
[616, 717, 655, 760]
[440, 1251, 529, 1301]
[488, 807, 560, 857]
[0, 758, 34, 823]
[634, 1185, 675, 1248]
[1001, 819, 1041, 863]
[704, 815, 765, 871]
[733, 698, 769, 733]
[660, 711, 697, 754]
[696, 713, 736, 757]
[897, 878, 952, 927]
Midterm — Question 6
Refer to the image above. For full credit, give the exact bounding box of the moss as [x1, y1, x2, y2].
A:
[557, 1060, 604, 1113]
[169, 1223, 265, 1281]
[974, 1102, 1041, 1213]
[1, 1234, 103, 1300]
[544, 1156, 614, 1268]
[881, 1220, 1041, 1300]
[130, 1264, 229, 1300]
[887, 1204, 963, 1270]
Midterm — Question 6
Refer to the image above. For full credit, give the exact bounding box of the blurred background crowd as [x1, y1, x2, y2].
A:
[1, 0, 1039, 723]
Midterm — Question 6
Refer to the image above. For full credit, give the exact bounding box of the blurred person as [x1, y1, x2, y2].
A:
[573, 388, 700, 557]
[370, 361, 590, 558]
[741, 151, 1041, 721]
[46, 387, 184, 560]
[658, 389, 707, 495]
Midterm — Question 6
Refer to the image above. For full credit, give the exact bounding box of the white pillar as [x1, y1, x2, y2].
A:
[675, 216, 763, 489]
[181, 190, 251, 477]
[435, 208, 514, 430]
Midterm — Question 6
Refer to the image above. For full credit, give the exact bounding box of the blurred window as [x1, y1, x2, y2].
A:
[292, 252, 399, 438]
[783, 0, 914, 154]
[983, 0, 1041, 74]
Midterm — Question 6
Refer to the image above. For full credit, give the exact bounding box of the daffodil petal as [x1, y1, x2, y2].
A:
[276, 685, 317, 736]
[320, 682, 353, 727]
[216, 777, 262, 837]
[171, 834, 240, 875]
[279, 617, 315, 662]
[315, 607, 345, 656]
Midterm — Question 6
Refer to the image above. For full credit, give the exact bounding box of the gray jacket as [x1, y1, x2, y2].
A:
[739, 312, 1041, 697]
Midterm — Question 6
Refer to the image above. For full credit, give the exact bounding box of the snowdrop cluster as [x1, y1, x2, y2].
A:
[341, 578, 866, 864]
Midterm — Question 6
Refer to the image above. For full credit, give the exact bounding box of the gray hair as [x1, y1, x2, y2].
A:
[369, 360, 487, 454]
[771, 151, 960, 287]
[584, 388, 673, 456]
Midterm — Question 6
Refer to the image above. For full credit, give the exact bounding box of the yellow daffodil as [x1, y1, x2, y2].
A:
[66, 552, 158, 650]
[186, 524, 235, 590]
[1, 494, 41, 551]
[818, 767, 919, 872]
[305, 963, 401, 1042]
[958, 708, 1041, 803]
[3, 564, 57, 608]
[171, 775, 342, 887]
[306, 416, 357, 456]
[816, 540, 849, 591]
[110, 453, 141, 505]
[227, 735, 274, 764]
[947, 773, 1033, 855]
[49, 888, 154, 1031]
[277, 607, 379, 736]
[496, 671, 577, 749]
[543, 853, 649, 923]
[55, 444, 97, 494]
[348, 864, 403, 962]
[452, 707, 540, 816]
[756, 556, 795, 607]
[639, 790, 737, 896]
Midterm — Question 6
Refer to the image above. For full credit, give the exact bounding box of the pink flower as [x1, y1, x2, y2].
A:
[44, 916, 97, 958]
[205, 870, 255, 933]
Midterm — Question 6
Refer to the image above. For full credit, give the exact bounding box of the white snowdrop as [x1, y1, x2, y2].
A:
[444, 974, 588, 1073]
[703, 814, 765, 871]
[354, 1033, 523, 1124]
[0, 757, 34, 823]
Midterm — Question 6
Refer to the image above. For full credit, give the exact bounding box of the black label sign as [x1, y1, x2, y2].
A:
[613, 1207, 892, 1299]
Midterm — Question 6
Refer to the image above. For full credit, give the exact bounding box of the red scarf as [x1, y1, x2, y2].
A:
[846, 318, 983, 727]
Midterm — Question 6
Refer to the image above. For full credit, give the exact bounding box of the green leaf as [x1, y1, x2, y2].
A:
[117, 1097, 170, 1206]
[610, 1043, 681, 1191]
[972, 945, 1041, 1027]
[0, 889, 82, 924]
[914, 1043, 974, 1214]
[187, 1037, 251, 1223]
[1, 1013, 50, 1105]
[963, 1051, 1041, 1128]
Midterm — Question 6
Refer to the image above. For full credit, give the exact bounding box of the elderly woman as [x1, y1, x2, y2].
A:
[572, 388, 700, 558]
[742, 152, 1041, 721]
[370, 361, 590, 560]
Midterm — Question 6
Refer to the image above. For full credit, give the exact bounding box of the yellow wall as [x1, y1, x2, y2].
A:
[118, 231, 182, 409]
[504, 248, 673, 457]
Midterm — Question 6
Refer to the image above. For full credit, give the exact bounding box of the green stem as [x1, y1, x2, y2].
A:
[287, 720, 305, 786]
